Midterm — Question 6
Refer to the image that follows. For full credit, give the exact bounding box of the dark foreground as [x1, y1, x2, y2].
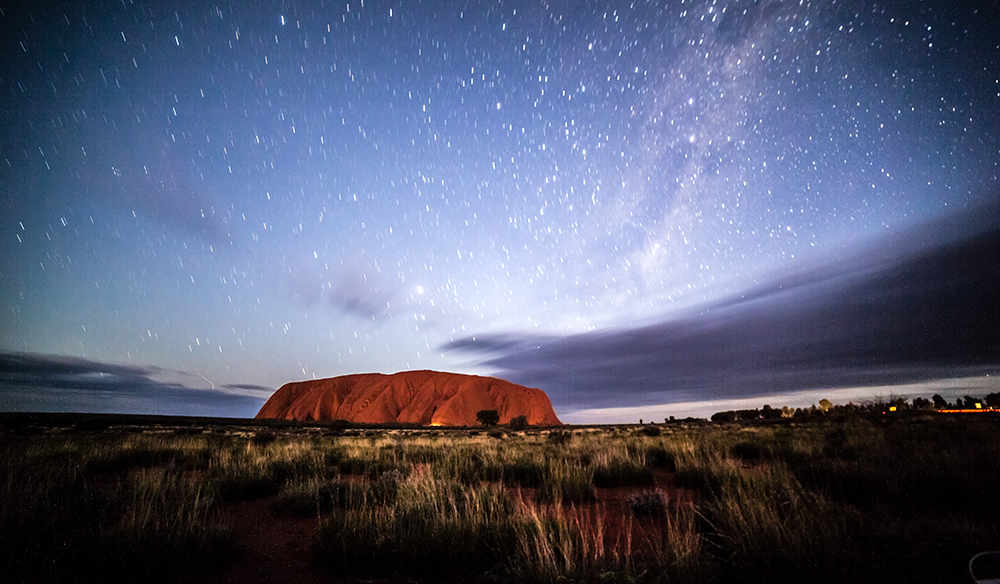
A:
[2, 412, 998, 583]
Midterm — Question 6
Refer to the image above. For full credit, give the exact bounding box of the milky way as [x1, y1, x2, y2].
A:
[2, 0, 998, 418]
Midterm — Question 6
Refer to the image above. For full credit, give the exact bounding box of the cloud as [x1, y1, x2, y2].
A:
[287, 257, 399, 321]
[0, 352, 266, 417]
[447, 200, 1000, 410]
[222, 383, 274, 393]
[326, 264, 397, 320]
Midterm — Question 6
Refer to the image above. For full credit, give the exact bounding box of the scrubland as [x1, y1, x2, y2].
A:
[2, 413, 998, 583]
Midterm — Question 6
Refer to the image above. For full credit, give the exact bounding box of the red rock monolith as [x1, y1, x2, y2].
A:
[255, 370, 561, 426]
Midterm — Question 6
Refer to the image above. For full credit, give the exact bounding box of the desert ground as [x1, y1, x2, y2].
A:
[2, 411, 998, 584]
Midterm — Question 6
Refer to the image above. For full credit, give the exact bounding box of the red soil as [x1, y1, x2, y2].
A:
[513, 468, 697, 559]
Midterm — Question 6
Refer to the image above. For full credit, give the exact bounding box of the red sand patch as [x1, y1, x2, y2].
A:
[513, 468, 697, 560]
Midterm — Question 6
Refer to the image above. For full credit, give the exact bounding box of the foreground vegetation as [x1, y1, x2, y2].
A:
[2, 413, 998, 583]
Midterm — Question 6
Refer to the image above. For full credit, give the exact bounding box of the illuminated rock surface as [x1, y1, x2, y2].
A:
[256, 370, 561, 426]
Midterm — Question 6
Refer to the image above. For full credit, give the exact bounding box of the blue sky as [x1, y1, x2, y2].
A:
[2, 0, 998, 421]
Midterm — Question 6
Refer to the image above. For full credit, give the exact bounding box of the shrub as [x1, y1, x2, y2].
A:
[477, 409, 500, 427]
[507, 415, 529, 430]
[645, 445, 677, 470]
[625, 490, 668, 516]
[639, 425, 662, 437]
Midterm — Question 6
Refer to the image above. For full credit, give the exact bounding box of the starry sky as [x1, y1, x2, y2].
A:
[2, 0, 999, 421]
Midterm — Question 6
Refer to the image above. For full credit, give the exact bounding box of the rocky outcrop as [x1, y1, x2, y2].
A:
[255, 370, 562, 426]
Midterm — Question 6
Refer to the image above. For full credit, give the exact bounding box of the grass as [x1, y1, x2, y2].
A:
[1, 415, 999, 583]
[1, 433, 236, 584]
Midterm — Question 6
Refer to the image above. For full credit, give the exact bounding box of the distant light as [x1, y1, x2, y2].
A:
[416, 285, 424, 294]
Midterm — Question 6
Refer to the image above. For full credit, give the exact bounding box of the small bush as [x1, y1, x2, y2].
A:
[477, 409, 500, 427]
[625, 490, 668, 516]
[639, 425, 662, 437]
[645, 445, 677, 470]
[507, 415, 529, 430]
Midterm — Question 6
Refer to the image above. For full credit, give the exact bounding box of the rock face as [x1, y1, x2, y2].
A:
[255, 370, 562, 426]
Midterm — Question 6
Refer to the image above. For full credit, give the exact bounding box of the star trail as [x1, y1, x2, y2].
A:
[2, 0, 998, 419]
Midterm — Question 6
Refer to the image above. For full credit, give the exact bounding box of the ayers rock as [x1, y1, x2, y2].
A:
[255, 370, 562, 426]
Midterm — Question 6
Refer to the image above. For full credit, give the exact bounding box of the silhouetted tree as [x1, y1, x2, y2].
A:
[932, 394, 948, 409]
[506, 415, 528, 430]
[986, 393, 1000, 408]
[711, 411, 737, 422]
[761, 405, 782, 420]
[476, 409, 500, 427]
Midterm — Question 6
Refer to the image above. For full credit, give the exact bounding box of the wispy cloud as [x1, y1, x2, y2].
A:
[447, 201, 1000, 410]
[287, 257, 398, 321]
[0, 352, 267, 417]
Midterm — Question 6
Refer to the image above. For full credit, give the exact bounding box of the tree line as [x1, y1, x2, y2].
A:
[710, 392, 1000, 422]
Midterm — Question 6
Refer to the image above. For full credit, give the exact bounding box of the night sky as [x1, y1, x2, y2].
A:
[2, 0, 999, 421]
